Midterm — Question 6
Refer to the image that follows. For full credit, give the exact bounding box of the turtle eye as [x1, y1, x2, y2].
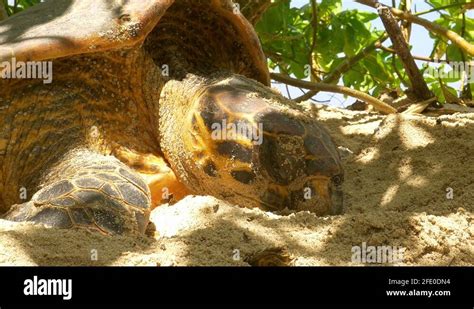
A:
[332, 174, 344, 186]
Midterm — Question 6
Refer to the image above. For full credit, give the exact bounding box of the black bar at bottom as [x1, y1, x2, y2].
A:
[0, 267, 472, 306]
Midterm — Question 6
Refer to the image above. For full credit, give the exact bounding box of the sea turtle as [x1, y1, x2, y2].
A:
[0, 0, 344, 235]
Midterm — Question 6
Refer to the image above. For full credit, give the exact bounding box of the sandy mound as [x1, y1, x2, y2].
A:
[0, 104, 472, 266]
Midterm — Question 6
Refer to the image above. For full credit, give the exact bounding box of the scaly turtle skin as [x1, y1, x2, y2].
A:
[0, 0, 344, 235]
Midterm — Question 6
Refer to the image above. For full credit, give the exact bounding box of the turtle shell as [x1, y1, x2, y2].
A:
[0, 0, 270, 85]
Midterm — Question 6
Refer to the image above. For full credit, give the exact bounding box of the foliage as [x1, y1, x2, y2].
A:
[3, 0, 41, 16]
[256, 0, 473, 102]
[2, 0, 473, 103]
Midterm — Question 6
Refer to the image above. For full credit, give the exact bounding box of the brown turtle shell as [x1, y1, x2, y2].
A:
[0, 0, 270, 85]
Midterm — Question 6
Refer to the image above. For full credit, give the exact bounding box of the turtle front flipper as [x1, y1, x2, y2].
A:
[159, 74, 344, 215]
[4, 149, 151, 235]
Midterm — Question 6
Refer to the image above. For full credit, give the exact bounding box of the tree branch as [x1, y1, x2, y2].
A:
[400, 0, 412, 42]
[415, 2, 470, 16]
[309, 0, 320, 82]
[356, 0, 474, 56]
[373, 2, 433, 101]
[271, 73, 397, 114]
[376, 44, 470, 64]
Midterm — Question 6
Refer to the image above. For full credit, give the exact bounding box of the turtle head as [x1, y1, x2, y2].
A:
[255, 106, 345, 215]
[159, 75, 344, 216]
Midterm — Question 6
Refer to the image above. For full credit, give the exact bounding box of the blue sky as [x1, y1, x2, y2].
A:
[273, 0, 473, 107]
